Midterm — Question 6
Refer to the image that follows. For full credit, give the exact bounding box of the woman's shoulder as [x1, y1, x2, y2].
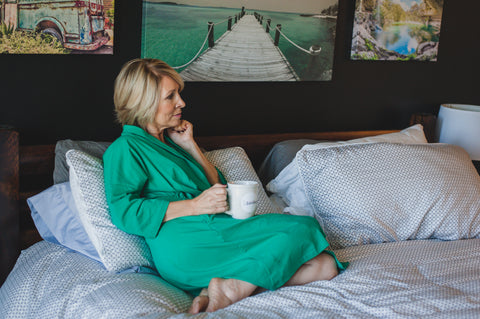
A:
[104, 127, 158, 160]
[103, 133, 139, 160]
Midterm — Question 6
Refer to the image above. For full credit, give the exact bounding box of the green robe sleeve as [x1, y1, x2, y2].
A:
[103, 141, 169, 239]
[103, 131, 227, 239]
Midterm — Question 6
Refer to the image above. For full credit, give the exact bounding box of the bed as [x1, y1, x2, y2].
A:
[1, 118, 480, 318]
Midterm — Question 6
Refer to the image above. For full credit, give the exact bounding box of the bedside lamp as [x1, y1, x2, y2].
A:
[436, 104, 480, 173]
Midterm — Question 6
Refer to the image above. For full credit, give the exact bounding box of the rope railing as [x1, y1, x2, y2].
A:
[171, 9, 246, 70]
[275, 26, 322, 56]
[213, 17, 231, 26]
[255, 12, 322, 56]
[171, 25, 213, 70]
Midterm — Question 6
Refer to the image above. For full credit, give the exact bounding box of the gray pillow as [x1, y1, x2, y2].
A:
[297, 142, 480, 249]
[258, 139, 322, 185]
[54, 140, 111, 184]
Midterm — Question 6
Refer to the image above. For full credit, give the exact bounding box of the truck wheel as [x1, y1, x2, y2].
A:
[41, 28, 63, 44]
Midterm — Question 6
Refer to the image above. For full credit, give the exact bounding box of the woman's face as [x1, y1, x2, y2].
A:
[149, 75, 185, 135]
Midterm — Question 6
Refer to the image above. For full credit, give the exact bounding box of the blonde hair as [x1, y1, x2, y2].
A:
[113, 58, 184, 130]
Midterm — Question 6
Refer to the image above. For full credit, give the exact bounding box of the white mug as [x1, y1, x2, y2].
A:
[225, 181, 259, 219]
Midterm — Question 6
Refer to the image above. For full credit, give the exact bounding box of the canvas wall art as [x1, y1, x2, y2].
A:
[351, 0, 444, 61]
[0, 0, 114, 54]
[141, 0, 340, 81]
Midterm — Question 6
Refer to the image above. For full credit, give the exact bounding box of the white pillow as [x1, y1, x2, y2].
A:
[296, 142, 480, 249]
[266, 124, 428, 217]
[66, 149, 156, 272]
[205, 147, 277, 215]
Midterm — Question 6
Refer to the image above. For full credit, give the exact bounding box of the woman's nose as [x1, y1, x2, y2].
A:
[178, 97, 186, 108]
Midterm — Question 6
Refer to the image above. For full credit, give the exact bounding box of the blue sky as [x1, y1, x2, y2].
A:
[391, 0, 423, 11]
[153, 1, 339, 14]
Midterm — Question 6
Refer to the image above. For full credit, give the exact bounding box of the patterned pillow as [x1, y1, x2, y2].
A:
[267, 124, 428, 217]
[205, 147, 277, 215]
[66, 149, 155, 272]
[296, 142, 480, 249]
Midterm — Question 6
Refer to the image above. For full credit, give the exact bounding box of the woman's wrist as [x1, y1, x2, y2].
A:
[181, 140, 199, 155]
[164, 199, 198, 222]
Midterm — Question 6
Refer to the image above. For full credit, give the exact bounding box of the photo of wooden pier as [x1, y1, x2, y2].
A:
[142, 1, 339, 81]
[180, 13, 299, 81]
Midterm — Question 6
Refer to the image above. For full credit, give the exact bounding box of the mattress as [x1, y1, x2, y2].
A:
[2, 238, 480, 318]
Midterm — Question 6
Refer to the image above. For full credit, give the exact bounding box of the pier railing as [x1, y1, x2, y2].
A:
[253, 12, 322, 56]
[171, 8, 246, 70]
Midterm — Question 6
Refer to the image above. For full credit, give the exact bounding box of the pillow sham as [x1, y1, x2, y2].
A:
[266, 124, 428, 216]
[66, 149, 156, 272]
[205, 147, 277, 215]
[54, 139, 111, 184]
[296, 142, 480, 249]
[27, 182, 100, 261]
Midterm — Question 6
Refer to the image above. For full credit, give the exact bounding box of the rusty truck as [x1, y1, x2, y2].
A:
[1, 0, 109, 51]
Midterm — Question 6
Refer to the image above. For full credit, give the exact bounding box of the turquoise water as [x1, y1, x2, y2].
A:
[141, 2, 337, 81]
[374, 24, 419, 55]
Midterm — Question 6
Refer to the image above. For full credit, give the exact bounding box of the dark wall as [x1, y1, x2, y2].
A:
[1, 0, 479, 145]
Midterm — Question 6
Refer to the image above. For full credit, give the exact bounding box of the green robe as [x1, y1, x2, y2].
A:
[104, 125, 346, 294]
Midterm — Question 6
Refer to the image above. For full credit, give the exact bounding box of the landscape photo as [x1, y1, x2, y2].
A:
[351, 0, 444, 61]
[142, 0, 340, 81]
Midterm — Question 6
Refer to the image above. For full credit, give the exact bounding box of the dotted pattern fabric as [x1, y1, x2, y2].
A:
[266, 124, 428, 217]
[3, 238, 480, 318]
[296, 142, 480, 249]
[205, 147, 277, 215]
[0, 241, 191, 318]
[66, 149, 155, 272]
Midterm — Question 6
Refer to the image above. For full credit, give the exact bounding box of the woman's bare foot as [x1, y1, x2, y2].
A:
[189, 278, 257, 313]
[188, 253, 338, 313]
[188, 288, 209, 314]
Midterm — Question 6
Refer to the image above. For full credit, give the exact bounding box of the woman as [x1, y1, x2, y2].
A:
[103, 58, 347, 314]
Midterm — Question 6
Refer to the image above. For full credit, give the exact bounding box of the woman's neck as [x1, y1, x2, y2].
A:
[146, 125, 165, 143]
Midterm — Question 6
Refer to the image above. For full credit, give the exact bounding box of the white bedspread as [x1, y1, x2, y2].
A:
[1, 239, 480, 318]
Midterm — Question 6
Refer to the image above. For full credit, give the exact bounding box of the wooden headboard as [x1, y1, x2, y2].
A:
[1, 114, 436, 284]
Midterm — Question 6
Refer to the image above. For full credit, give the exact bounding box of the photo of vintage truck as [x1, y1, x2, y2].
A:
[0, 0, 112, 52]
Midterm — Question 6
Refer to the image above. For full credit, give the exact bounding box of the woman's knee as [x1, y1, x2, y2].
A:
[310, 253, 338, 281]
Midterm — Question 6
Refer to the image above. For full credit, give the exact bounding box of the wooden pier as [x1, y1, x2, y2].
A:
[180, 14, 299, 82]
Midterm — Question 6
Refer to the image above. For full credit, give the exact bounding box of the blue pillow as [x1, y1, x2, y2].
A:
[28, 182, 100, 261]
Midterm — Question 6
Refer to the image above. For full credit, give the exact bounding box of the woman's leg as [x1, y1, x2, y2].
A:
[284, 252, 338, 286]
[189, 252, 337, 313]
[189, 278, 257, 313]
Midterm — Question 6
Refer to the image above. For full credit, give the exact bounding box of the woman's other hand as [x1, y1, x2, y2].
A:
[192, 183, 228, 214]
[167, 120, 222, 186]
[167, 120, 194, 149]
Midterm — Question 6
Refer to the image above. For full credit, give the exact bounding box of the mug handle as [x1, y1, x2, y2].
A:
[224, 187, 232, 216]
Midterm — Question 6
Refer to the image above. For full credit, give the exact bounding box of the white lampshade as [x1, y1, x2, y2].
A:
[435, 104, 480, 160]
